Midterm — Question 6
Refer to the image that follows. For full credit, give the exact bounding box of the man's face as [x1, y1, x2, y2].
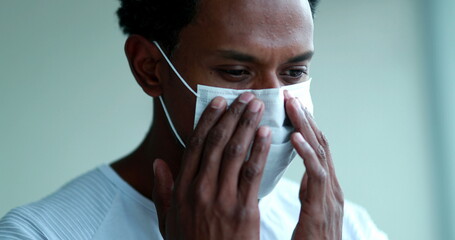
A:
[160, 0, 314, 142]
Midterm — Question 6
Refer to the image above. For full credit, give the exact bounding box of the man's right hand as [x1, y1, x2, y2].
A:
[152, 92, 271, 240]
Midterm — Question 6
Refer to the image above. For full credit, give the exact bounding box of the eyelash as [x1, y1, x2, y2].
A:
[218, 67, 308, 83]
[222, 69, 250, 76]
[280, 68, 308, 78]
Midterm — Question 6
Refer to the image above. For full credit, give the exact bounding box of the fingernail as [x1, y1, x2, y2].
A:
[153, 159, 158, 175]
[258, 127, 271, 138]
[211, 97, 225, 109]
[295, 133, 305, 143]
[248, 99, 262, 113]
[284, 90, 290, 100]
[291, 98, 299, 108]
[239, 92, 254, 104]
[296, 98, 304, 107]
[305, 108, 314, 118]
[286, 90, 294, 98]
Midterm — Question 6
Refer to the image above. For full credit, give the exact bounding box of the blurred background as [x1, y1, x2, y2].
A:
[0, 0, 453, 239]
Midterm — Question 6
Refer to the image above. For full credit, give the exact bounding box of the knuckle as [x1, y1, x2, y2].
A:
[174, 187, 186, 203]
[252, 134, 269, 153]
[214, 204, 229, 217]
[235, 207, 258, 222]
[302, 117, 311, 127]
[238, 117, 255, 128]
[296, 119, 309, 132]
[313, 214, 326, 227]
[339, 204, 345, 217]
[203, 109, 219, 121]
[194, 180, 211, 204]
[331, 199, 344, 220]
[224, 143, 245, 158]
[319, 132, 329, 147]
[242, 163, 261, 183]
[303, 207, 325, 226]
[317, 145, 326, 160]
[336, 189, 345, 204]
[206, 128, 227, 146]
[228, 104, 243, 117]
[315, 168, 328, 182]
[187, 135, 204, 150]
[252, 140, 267, 153]
[339, 198, 345, 211]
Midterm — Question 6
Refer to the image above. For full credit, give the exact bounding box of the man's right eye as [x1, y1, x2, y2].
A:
[221, 69, 250, 76]
[217, 68, 252, 82]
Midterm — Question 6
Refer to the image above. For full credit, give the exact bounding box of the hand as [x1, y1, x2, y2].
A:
[152, 93, 272, 240]
[285, 92, 344, 240]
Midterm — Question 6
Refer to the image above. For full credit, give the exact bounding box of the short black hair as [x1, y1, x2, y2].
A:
[117, 0, 320, 54]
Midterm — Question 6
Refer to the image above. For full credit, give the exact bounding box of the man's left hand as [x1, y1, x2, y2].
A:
[285, 91, 344, 240]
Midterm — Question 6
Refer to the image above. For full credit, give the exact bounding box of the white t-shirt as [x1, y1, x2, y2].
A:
[0, 165, 388, 240]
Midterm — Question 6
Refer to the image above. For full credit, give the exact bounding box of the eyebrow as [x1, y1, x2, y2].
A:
[217, 50, 258, 62]
[216, 50, 314, 63]
[286, 51, 314, 63]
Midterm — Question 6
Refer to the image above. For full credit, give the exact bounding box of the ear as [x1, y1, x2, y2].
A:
[125, 34, 164, 97]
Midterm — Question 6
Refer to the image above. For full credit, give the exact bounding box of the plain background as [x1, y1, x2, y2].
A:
[1, 0, 454, 239]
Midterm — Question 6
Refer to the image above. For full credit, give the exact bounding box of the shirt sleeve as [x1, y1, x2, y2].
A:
[0, 208, 47, 240]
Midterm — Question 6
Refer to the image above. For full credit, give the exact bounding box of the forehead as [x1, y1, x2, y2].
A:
[180, 0, 313, 53]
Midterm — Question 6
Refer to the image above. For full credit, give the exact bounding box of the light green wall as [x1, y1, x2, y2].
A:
[424, 0, 455, 239]
[285, 1, 438, 239]
[0, 0, 444, 239]
[0, 0, 151, 214]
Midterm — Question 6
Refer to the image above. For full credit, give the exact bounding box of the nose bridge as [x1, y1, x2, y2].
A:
[252, 71, 281, 89]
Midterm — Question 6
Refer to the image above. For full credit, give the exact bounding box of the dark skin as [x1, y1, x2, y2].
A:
[112, 0, 343, 239]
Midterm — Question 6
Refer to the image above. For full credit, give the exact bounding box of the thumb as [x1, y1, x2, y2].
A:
[152, 158, 174, 238]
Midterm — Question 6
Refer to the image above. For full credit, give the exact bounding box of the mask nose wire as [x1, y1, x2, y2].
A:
[152, 41, 199, 97]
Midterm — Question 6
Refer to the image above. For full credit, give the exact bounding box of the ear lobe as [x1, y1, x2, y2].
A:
[124, 34, 164, 97]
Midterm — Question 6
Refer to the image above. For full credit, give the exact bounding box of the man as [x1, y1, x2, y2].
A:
[0, 0, 388, 239]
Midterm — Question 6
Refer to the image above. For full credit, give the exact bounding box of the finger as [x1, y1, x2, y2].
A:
[218, 99, 264, 198]
[299, 172, 309, 200]
[304, 111, 339, 187]
[285, 98, 322, 161]
[284, 89, 292, 101]
[286, 98, 330, 174]
[152, 158, 174, 237]
[176, 97, 226, 191]
[238, 126, 271, 205]
[291, 132, 326, 203]
[196, 93, 255, 189]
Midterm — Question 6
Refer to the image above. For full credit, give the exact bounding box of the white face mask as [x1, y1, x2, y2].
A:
[153, 41, 314, 198]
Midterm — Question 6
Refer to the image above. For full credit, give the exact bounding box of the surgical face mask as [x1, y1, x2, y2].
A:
[153, 41, 314, 198]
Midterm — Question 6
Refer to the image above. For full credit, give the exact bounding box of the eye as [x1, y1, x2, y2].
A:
[217, 67, 252, 82]
[281, 67, 308, 78]
[222, 69, 250, 76]
[280, 66, 309, 83]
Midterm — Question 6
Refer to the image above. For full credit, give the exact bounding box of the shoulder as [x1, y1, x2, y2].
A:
[0, 207, 46, 240]
[0, 166, 119, 240]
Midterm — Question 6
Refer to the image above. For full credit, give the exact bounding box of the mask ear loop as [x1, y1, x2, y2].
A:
[152, 41, 199, 148]
[152, 41, 199, 97]
[158, 96, 186, 148]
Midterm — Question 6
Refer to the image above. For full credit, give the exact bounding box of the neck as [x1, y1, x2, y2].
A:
[111, 100, 184, 200]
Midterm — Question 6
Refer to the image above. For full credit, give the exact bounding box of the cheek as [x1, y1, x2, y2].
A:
[164, 74, 198, 140]
[199, 69, 223, 86]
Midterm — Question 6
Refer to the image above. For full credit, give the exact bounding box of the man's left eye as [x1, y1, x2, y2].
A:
[281, 68, 307, 78]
